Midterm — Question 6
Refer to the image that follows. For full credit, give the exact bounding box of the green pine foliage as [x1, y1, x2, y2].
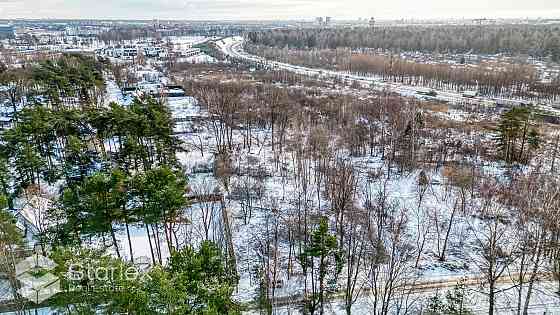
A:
[0, 52, 232, 314]
[2, 96, 178, 190]
[131, 166, 188, 225]
[50, 242, 239, 315]
[300, 218, 343, 314]
[495, 107, 540, 164]
[0, 208, 23, 251]
[0, 53, 186, 264]
[31, 54, 105, 107]
[425, 280, 473, 315]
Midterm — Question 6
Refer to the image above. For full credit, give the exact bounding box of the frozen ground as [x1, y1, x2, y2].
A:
[242, 281, 560, 315]
[163, 84, 560, 313]
[106, 74, 560, 312]
[7, 57, 560, 314]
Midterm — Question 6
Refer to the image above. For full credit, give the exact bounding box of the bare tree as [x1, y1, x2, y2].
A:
[470, 179, 518, 315]
[324, 158, 358, 249]
[413, 170, 430, 268]
[364, 175, 417, 315]
[190, 179, 221, 241]
[342, 204, 370, 315]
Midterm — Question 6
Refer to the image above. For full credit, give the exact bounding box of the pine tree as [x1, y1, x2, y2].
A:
[300, 218, 343, 315]
[425, 292, 446, 315]
[0, 208, 23, 252]
[445, 279, 473, 315]
[131, 166, 188, 262]
[60, 170, 127, 258]
[425, 280, 473, 315]
[495, 107, 539, 164]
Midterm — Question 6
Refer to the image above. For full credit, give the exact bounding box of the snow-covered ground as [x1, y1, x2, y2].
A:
[114, 67, 559, 312]
[5, 50, 560, 314]
[243, 281, 560, 315]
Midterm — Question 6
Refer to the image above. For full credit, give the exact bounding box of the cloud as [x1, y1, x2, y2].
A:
[2, 0, 560, 20]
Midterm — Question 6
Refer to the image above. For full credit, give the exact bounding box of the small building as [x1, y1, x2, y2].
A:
[11, 194, 55, 242]
[164, 85, 186, 97]
[143, 46, 165, 58]
[181, 48, 202, 58]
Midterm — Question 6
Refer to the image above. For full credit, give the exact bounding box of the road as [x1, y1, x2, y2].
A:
[243, 272, 558, 313]
[217, 37, 543, 109]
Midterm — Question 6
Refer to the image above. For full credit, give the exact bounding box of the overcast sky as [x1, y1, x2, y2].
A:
[2, 0, 560, 20]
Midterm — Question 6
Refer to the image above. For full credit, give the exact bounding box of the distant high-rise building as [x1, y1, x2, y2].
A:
[473, 18, 496, 25]
[316, 16, 332, 26]
[369, 17, 376, 28]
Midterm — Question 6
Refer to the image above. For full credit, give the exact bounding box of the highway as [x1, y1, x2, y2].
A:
[217, 37, 546, 109]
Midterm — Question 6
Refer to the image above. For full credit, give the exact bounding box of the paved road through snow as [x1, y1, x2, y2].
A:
[217, 37, 544, 109]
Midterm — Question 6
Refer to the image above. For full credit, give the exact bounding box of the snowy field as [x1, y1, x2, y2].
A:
[156, 88, 560, 313]
[102, 66, 560, 312]
[6, 56, 560, 314]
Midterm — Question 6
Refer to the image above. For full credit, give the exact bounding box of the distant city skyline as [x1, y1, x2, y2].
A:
[1, 0, 560, 21]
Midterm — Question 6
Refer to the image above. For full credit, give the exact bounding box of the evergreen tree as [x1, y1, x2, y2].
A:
[445, 279, 473, 315]
[495, 107, 540, 164]
[59, 170, 127, 257]
[131, 166, 188, 262]
[425, 280, 473, 315]
[51, 243, 239, 315]
[145, 241, 239, 314]
[425, 292, 446, 315]
[50, 247, 148, 314]
[300, 218, 343, 315]
[0, 208, 23, 252]
[0, 157, 13, 209]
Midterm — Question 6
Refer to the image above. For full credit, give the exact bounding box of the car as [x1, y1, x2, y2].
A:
[462, 90, 478, 98]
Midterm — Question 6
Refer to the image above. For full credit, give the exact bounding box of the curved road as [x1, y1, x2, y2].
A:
[217, 37, 545, 108]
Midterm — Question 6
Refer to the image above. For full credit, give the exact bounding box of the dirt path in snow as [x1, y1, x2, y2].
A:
[255, 272, 554, 309]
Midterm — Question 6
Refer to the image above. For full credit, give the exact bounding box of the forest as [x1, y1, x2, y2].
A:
[245, 43, 560, 101]
[247, 24, 560, 61]
[173, 64, 560, 314]
[0, 55, 240, 314]
[2, 34, 560, 315]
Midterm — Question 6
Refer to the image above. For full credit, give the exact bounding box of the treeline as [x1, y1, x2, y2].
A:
[98, 27, 160, 43]
[245, 44, 560, 101]
[97, 25, 245, 44]
[247, 24, 560, 61]
[187, 80, 498, 184]
[0, 53, 107, 116]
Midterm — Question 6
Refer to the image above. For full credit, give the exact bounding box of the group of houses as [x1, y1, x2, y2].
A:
[97, 42, 203, 61]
